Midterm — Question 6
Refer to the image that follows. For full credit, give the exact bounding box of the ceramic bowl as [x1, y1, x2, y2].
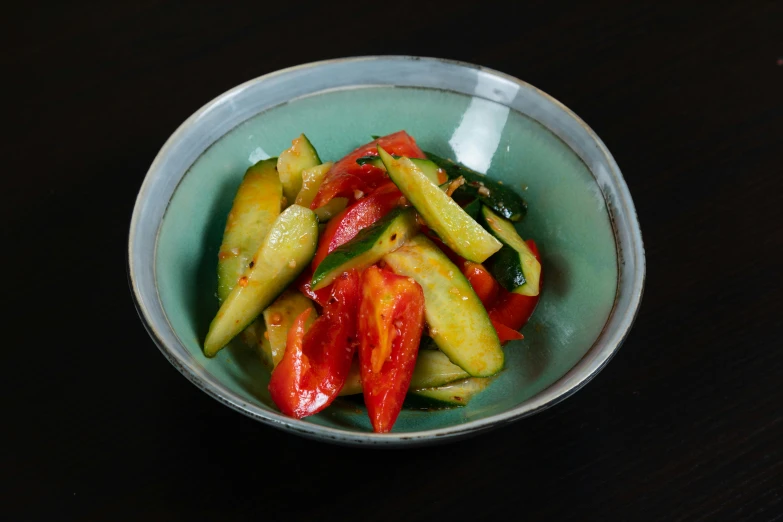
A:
[128, 56, 645, 446]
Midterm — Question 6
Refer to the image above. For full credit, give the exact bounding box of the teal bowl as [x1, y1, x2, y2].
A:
[128, 56, 644, 446]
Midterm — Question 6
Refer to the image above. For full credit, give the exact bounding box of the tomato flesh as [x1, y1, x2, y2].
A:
[358, 266, 425, 433]
[462, 261, 500, 309]
[491, 319, 525, 342]
[269, 270, 361, 418]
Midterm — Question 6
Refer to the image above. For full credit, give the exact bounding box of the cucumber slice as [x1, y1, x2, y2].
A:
[410, 350, 470, 388]
[263, 289, 317, 368]
[480, 206, 541, 296]
[462, 199, 482, 221]
[313, 197, 348, 222]
[311, 208, 418, 290]
[383, 235, 504, 377]
[217, 158, 282, 302]
[406, 377, 493, 408]
[379, 147, 501, 263]
[204, 205, 319, 357]
[294, 162, 333, 209]
[425, 151, 527, 222]
[277, 134, 321, 205]
[355, 156, 444, 186]
[338, 350, 471, 396]
[239, 321, 274, 369]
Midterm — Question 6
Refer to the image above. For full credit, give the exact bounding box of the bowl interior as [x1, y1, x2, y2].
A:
[155, 86, 617, 434]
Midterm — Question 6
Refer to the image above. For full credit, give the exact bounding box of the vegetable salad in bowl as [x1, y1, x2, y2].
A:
[203, 131, 542, 433]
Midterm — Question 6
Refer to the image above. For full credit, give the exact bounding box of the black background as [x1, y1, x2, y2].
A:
[4, 2, 782, 520]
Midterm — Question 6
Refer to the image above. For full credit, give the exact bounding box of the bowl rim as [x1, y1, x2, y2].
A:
[128, 55, 645, 446]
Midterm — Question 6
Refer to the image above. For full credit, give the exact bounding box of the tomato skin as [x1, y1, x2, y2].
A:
[268, 308, 311, 417]
[309, 164, 388, 210]
[295, 266, 331, 307]
[487, 240, 542, 331]
[310, 131, 425, 209]
[462, 261, 500, 309]
[491, 319, 524, 342]
[487, 291, 539, 332]
[269, 270, 361, 418]
[358, 266, 425, 433]
[311, 182, 405, 270]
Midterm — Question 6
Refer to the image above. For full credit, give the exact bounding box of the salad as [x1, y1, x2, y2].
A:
[203, 131, 542, 433]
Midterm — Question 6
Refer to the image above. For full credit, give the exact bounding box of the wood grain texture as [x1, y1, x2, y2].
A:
[3, 1, 781, 520]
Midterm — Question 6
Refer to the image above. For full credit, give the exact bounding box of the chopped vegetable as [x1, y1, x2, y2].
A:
[263, 289, 317, 368]
[203, 131, 543, 431]
[425, 150, 527, 221]
[204, 205, 318, 357]
[295, 266, 332, 307]
[311, 208, 418, 290]
[407, 377, 494, 408]
[488, 240, 542, 329]
[310, 131, 424, 209]
[409, 349, 470, 388]
[239, 320, 274, 369]
[480, 206, 541, 296]
[311, 181, 404, 269]
[278, 134, 321, 204]
[217, 158, 282, 302]
[462, 261, 501, 309]
[355, 156, 447, 186]
[339, 349, 470, 396]
[295, 162, 333, 208]
[379, 146, 502, 263]
[383, 235, 504, 377]
[313, 197, 348, 222]
[358, 266, 425, 432]
[268, 270, 361, 418]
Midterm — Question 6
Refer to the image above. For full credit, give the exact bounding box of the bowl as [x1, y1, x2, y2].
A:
[128, 56, 645, 446]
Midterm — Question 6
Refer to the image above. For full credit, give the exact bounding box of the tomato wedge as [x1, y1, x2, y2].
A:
[310, 131, 425, 209]
[491, 319, 524, 343]
[358, 266, 425, 433]
[269, 270, 361, 418]
[462, 261, 500, 309]
[311, 182, 406, 269]
[487, 240, 542, 331]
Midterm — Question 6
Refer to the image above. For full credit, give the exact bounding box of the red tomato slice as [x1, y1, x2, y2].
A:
[295, 267, 332, 307]
[312, 182, 406, 270]
[487, 240, 542, 331]
[268, 270, 361, 418]
[358, 266, 425, 433]
[491, 319, 524, 343]
[309, 164, 388, 211]
[462, 261, 500, 309]
[310, 131, 425, 209]
[488, 291, 539, 332]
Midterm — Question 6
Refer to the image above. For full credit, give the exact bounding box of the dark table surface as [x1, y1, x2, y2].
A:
[5, 2, 782, 520]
